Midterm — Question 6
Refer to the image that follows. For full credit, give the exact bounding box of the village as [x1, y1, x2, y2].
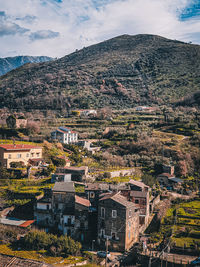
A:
[0, 108, 200, 266]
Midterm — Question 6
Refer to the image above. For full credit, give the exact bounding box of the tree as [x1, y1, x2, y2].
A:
[0, 167, 10, 179]
[22, 230, 81, 256]
[141, 174, 157, 187]
[42, 163, 56, 176]
[6, 115, 16, 128]
[51, 157, 66, 167]
[26, 121, 40, 134]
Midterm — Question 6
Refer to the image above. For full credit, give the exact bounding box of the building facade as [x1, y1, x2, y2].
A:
[56, 166, 88, 182]
[0, 144, 42, 168]
[120, 180, 150, 226]
[51, 127, 78, 144]
[34, 182, 91, 243]
[98, 192, 139, 252]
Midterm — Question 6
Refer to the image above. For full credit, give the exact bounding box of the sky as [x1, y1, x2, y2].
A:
[0, 0, 200, 58]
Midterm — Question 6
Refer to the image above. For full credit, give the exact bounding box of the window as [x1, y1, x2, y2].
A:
[112, 232, 116, 240]
[68, 218, 72, 226]
[31, 153, 34, 157]
[26, 153, 29, 158]
[111, 221, 116, 229]
[129, 210, 132, 217]
[128, 231, 131, 239]
[135, 199, 139, 204]
[101, 220, 105, 228]
[112, 210, 117, 218]
[8, 154, 11, 159]
[128, 221, 131, 228]
[36, 153, 40, 157]
[101, 207, 105, 218]
[100, 229, 105, 238]
[17, 154, 21, 158]
[90, 192, 95, 198]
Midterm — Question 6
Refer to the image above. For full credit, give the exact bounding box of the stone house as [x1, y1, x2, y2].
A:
[0, 144, 43, 168]
[162, 164, 174, 175]
[85, 183, 110, 210]
[98, 192, 139, 252]
[34, 189, 53, 231]
[75, 195, 91, 243]
[6, 115, 27, 129]
[120, 180, 150, 226]
[51, 127, 78, 144]
[157, 173, 183, 189]
[51, 173, 72, 183]
[34, 182, 91, 242]
[56, 166, 88, 182]
[51, 182, 75, 236]
[157, 173, 175, 187]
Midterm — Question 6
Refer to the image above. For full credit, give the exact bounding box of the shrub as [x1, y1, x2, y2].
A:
[21, 230, 81, 257]
[10, 161, 25, 168]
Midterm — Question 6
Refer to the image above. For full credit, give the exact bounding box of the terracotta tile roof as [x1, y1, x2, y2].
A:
[85, 183, 109, 191]
[0, 144, 40, 151]
[20, 220, 35, 228]
[85, 183, 99, 191]
[100, 192, 136, 208]
[75, 195, 90, 207]
[130, 191, 148, 198]
[129, 179, 149, 188]
[158, 173, 175, 178]
[29, 158, 43, 162]
[56, 129, 66, 134]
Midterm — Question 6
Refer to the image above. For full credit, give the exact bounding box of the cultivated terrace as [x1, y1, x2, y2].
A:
[0, 105, 199, 266]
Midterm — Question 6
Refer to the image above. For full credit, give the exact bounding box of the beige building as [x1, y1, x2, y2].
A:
[0, 144, 43, 168]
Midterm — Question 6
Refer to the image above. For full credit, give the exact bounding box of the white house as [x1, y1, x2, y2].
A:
[51, 127, 78, 144]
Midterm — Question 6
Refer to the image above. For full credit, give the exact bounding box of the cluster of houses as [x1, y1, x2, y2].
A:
[0, 124, 183, 252]
[34, 176, 159, 252]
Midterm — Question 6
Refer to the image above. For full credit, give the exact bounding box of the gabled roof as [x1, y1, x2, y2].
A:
[52, 182, 75, 192]
[168, 177, 183, 183]
[75, 195, 90, 207]
[158, 173, 175, 178]
[129, 179, 149, 189]
[29, 158, 43, 162]
[56, 129, 67, 134]
[130, 191, 148, 198]
[0, 144, 41, 151]
[85, 183, 109, 191]
[100, 192, 136, 209]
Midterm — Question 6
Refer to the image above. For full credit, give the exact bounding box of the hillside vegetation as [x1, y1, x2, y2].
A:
[0, 34, 200, 111]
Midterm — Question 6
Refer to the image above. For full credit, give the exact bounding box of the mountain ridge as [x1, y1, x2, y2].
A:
[0, 34, 199, 111]
[0, 55, 53, 76]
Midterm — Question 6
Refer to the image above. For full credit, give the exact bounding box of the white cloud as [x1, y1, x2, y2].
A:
[0, 0, 199, 57]
[29, 30, 60, 41]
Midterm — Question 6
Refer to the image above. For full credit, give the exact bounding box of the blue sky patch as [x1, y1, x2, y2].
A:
[179, 0, 200, 20]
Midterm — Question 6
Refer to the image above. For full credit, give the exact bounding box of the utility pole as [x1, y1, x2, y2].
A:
[148, 244, 151, 267]
[105, 237, 108, 267]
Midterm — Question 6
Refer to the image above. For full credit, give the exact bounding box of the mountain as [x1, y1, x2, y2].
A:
[0, 56, 53, 76]
[0, 34, 200, 111]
